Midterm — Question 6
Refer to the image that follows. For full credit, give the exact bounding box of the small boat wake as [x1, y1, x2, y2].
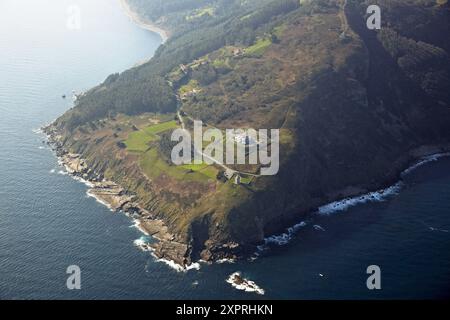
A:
[421, 221, 449, 233]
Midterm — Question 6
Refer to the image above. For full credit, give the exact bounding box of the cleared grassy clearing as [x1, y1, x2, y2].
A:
[212, 58, 231, 69]
[125, 131, 156, 153]
[273, 24, 287, 38]
[181, 164, 219, 180]
[144, 120, 178, 135]
[179, 80, 200, 95]
[186, 7, 214, 21]
[239, 175, 253, 185]
[141, 148, 219, 182]
[245, 38, 272, 57]
[125, 121, 178, 153]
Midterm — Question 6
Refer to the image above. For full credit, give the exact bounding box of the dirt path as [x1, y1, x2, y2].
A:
[339, 0, 349, 34]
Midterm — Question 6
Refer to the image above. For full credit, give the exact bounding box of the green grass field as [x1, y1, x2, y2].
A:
[245, 38, 272, 57]
[212, 58, 231, 69]
[179, 80, 200, 96]
[180, 163, 218, 180]
[140, 148, 219, 182]
[239, 175, 253, 185]
[186, 7, 214, 21]
[126, 119, 221, 182]
[125, 121, 178, 153]
[273, 24, 287, 38]
[144, 120, 178, 135]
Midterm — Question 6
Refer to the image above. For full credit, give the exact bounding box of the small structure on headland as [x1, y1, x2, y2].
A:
[224, 169, 235, 180]
[180, 64, 188, 74]
[234, 133, 256, 146]
[233, 48, 244, 57]
[180, 89, 200, 102]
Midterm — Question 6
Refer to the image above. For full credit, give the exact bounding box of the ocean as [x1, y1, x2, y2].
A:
[0, 0, 449, 300]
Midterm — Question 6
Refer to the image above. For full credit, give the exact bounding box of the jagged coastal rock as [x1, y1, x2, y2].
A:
[44, 125, 194, 268]
[226, 272, 265, 295]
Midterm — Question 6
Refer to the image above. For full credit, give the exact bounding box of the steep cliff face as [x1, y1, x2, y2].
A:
[177, 0, 450, 259]
[51, 0, 450, 264]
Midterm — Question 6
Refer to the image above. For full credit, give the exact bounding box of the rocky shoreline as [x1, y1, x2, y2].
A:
[258, 144, 450, 250]
[226, 272, 265, 295]
[44, 122, 450, 270]
[43, 125, 195, 270]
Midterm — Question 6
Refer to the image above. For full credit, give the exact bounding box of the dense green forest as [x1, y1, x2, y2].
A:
[55, 0, 450, 132]
[55, 0, 307, 130]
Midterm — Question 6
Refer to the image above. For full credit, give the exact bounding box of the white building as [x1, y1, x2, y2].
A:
[234, 133, 255, 146]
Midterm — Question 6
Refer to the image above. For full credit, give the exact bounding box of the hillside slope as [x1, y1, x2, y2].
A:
[47, 0, 450, 266]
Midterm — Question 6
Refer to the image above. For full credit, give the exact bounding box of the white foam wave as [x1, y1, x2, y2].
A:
[154, 256, 201, 272]
[261, 221, 308, 248]
[133, 236, 150, 249]
[313, 225, 326, 232]
[72, 175, 94, 188]
[401, 152, 450, 177]
[317, 182, 403, 216]
[86, 190, 114, 211]
[130, 219, 149, 235]
[256, 151, 450, 253]
[216, 258, 236, 264]
[131, 217, 202, 272]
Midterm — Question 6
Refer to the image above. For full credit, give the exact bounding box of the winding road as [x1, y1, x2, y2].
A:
[177, 111, 261, 178]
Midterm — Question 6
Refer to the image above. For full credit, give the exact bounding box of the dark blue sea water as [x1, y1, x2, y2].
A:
[0, 0, 449, 300]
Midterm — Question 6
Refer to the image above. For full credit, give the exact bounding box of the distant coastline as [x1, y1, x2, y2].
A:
[119, 0, 169, 44]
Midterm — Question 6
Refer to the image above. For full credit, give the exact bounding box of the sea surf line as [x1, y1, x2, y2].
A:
[258, 152, 450, 250]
